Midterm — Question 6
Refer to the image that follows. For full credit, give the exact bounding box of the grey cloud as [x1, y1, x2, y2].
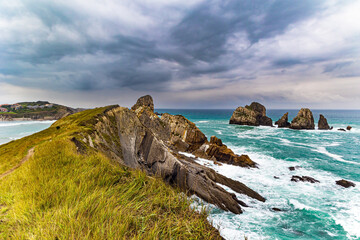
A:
[0, 0, 359, 108]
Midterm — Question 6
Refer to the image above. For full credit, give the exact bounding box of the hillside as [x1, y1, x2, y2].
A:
[0, 101, 82, 121]
[0, 96, 264, 239]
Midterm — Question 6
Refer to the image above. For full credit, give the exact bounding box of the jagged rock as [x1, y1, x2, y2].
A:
[71, 102, 266, 214]
[275, 113, 290, 128]
[229, 102, 273, 127]
[291, 176, 319, 183]
[318, 114, 330, 130]
[161, 114, 257, 168]
[290, 108, 315, 130]
[338, 128, 346, 132]
[161, 113, 207, 152]
[346, 126, 352, 131]
[131, 95, 154, 112]
[336, 179, 355, 188]
[205, 139, 256, 168]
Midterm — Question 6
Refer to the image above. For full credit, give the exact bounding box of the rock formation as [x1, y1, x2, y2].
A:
[338, 128, 346, 132]
[347, 126, 352, 131]
[318, 114, 330, 130]
[131, 95, 154, 112]
[291, 176, 320, 183]
[290, 108, 315, 130]
[336, 179, 356, 188]
[229, 102, 273, 127]
[161, 114, 257, 168]
[275, 112, 290, 128]
[69, 96, 265, 214]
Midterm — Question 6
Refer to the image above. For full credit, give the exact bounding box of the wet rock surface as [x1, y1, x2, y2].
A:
[291, 175, 320, 183]
[336, 179, 356, 188]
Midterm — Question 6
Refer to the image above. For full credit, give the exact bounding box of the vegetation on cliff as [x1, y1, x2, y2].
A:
[0, 106, 222, 239]
[0, 101, 81, 120]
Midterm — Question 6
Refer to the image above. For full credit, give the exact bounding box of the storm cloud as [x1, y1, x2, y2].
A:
[0, 0, 359, 108]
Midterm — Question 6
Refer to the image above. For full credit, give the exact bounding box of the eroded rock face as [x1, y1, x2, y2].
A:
[336, 179, 355, 188]
[229, 102, 273, 127]
[290, 108, 315, 130]
[275, 112, 290, 128]
[71, 97, 265, 214]
[318, 114, 330, 130]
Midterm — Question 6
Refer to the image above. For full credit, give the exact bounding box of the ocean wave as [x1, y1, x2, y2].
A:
[0, 120, 55, 127]
[314, 147, 360, 165]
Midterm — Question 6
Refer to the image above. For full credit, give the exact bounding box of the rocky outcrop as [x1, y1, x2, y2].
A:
[131, 95, 154, 112]
[336, 179, 356, 188]
[291, 176, 319, 183]
[290, 108, 315, 130]
[229, 102, 273, 127]
[318, 114, 330, 130]
[275, 113, 290, 128]
[161, 114, 257, 168]
[68, 97, 265, 214]
[347, 126, 352, 131]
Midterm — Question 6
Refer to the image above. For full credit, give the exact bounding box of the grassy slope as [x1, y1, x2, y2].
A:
[0, 107, 221, 239]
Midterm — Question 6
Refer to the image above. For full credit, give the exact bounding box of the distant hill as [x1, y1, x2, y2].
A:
[0, 101, 84, 121]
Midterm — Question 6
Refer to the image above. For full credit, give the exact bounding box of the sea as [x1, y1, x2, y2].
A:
[1, 110, 359, 240]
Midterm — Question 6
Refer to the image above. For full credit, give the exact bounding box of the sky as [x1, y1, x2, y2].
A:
[0, 0, 360, 109]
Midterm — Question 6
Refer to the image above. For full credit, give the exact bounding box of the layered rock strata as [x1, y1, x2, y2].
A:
[69, 96, 265, 214]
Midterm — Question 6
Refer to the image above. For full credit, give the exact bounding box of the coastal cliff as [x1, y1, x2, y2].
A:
[0, 101, 82, 121]
[70, 96, 265, 213]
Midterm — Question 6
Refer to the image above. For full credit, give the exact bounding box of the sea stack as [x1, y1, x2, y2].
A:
[290, 108, 315, 130]
[275, 112, 290, 128]
[229, 102, 273, 126]
[318, 114, 330, 130]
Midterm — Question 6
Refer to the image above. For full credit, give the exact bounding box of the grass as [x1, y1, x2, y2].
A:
[0, 107, 222, 239]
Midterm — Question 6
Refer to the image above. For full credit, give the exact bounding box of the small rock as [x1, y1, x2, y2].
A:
[336, 179, 356, 188]
[291, 175, 320, 183]
[272, 207, 282, 212]
[338, 128, 346, 132]
[274, 176, 280, 179]
[275, 112, 290, 128]
[289, 166, 301, 171]
[346, 126, 352, 131]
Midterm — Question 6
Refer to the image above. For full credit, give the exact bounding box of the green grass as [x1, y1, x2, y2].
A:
[0, 107, 222, 239]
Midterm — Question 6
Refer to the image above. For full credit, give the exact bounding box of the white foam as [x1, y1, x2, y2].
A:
[190, 144, 360, 239]
[178, 151, 196, 158]
[0, 120, 55, 127]
[196, 120, 209, 123]
[314, 147, 360, 165]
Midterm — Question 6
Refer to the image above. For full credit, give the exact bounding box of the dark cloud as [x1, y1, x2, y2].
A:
[323, 61, 353, 73]
[0, 0, 359, 108]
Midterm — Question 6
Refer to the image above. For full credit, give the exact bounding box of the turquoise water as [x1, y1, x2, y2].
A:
[1, 111, 359, 239]
[158, 109, 360, 240]
[0, 121, 54, 145]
